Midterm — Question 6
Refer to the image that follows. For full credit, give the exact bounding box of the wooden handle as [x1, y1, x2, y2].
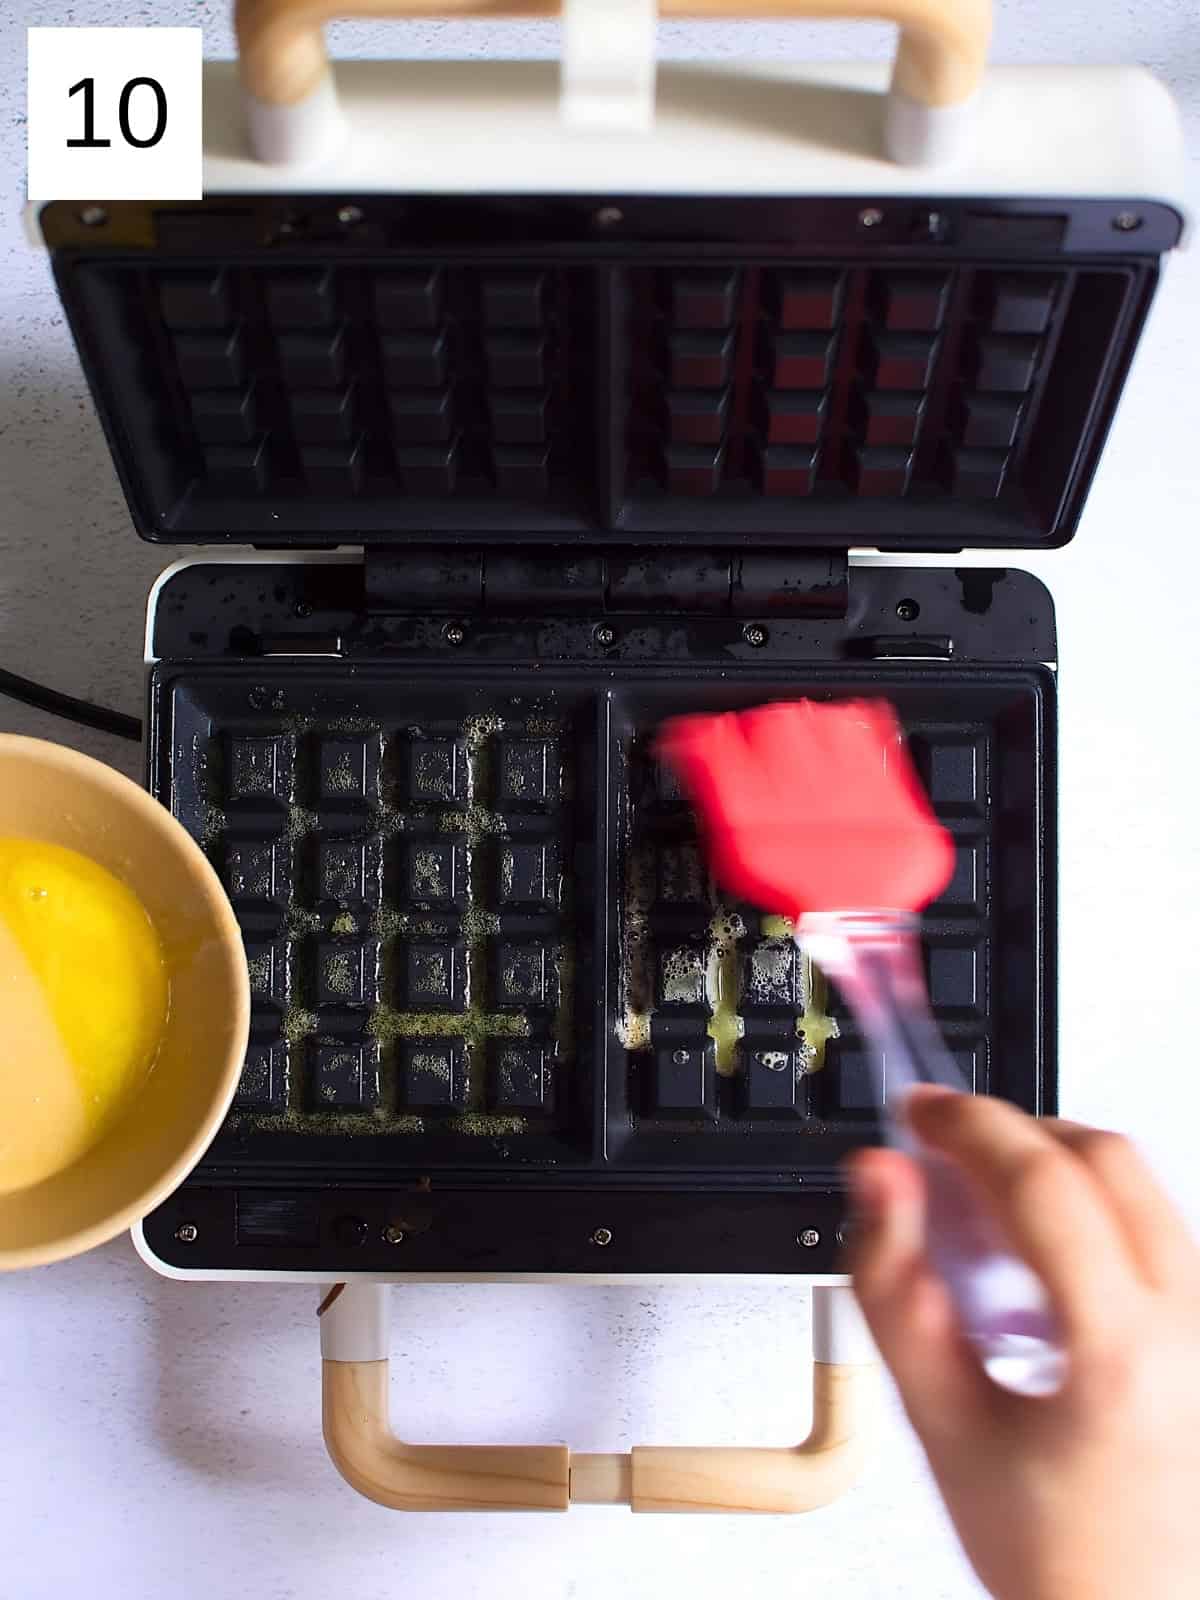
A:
[324, 1357, 873, 1512]
[237, 0, 988, 108]
[318, 1283, 877, 1514]
[234, 0, 991, 165]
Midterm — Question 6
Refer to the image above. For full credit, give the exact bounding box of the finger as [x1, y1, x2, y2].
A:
[847, 1148, 994, 1435]
[1043, 1120, 1198, 1291]
[905, 1090, 1141, 1349]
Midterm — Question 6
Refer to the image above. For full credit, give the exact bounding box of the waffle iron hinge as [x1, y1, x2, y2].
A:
[362, 548, 849, 621]
[151, 554, 1053, 664]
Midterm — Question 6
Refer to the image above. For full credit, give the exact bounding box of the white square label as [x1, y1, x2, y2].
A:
[27, 27, 202, 201]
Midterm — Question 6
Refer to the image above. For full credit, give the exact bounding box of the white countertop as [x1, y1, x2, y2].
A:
[1, 3, 1198, 1597]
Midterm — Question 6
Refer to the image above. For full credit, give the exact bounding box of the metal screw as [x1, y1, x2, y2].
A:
[337, 204, 364, 225]
[858, 207, 884, 228]
[895, 597, 920, 622]
[672, 1047, 690, 1065]
[443, 622, 466, 646]
[175, 1223, 198, 1244]
[383, 1225, 406, 1246]
[743, 623, 768, 648]
[1112, 211, 1143, 232]
[590, 1226, 613, 1247]
[294, 600, 313, 619]
[594, 206, 624, 228]
[593, 623, 616, 649]
[836, 1224, 849, 1246]
[78, 205, 108, 227]
[798, 1228, 821, 1248]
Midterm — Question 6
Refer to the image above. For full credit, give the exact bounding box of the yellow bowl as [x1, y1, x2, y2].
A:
[0, 734, 249, 1270]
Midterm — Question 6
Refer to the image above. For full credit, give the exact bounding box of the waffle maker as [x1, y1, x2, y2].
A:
[33, 0, 1188, 1513]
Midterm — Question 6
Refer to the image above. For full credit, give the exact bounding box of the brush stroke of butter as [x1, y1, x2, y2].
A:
[0, 839, 168, 1194]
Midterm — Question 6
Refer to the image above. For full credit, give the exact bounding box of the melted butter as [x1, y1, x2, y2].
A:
[706, 914, 744, 1077]
[0, 839, 168, 1194]
[794, 947, 839, 1073]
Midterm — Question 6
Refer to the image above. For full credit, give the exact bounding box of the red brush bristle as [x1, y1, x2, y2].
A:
[655, 699, 955, 919]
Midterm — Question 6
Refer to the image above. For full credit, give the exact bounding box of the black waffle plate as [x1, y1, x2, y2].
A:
[142, 660, 1054, 1273]
[54, 229, 1158, 549]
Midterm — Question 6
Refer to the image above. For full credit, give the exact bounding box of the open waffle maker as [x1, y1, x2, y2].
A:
[31, 0, 1190, 1515]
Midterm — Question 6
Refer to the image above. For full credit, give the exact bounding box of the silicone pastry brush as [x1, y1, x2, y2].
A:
[657, 698, 1065, 1397]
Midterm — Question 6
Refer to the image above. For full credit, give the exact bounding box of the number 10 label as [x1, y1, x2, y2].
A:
[27, 28, 202, 201]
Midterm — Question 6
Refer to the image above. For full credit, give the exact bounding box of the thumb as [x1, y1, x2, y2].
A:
[848, 1149, 993, 1438]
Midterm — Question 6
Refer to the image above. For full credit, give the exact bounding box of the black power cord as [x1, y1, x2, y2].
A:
[0, 667, 142, 743]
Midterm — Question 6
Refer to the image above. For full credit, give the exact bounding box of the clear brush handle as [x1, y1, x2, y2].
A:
[801, 911, 1066, 1398]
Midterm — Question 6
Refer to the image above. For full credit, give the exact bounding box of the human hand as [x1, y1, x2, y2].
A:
[848, 1088, 1200, 1600]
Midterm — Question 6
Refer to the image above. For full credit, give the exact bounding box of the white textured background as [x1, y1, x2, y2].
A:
[1, 5, 1197, 1597]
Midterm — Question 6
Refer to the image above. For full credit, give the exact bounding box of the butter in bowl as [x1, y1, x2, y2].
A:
[0, 734, 249, 1270]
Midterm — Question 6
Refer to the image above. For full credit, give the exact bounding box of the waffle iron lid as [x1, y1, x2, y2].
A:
[45, 192, 1183, 554]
